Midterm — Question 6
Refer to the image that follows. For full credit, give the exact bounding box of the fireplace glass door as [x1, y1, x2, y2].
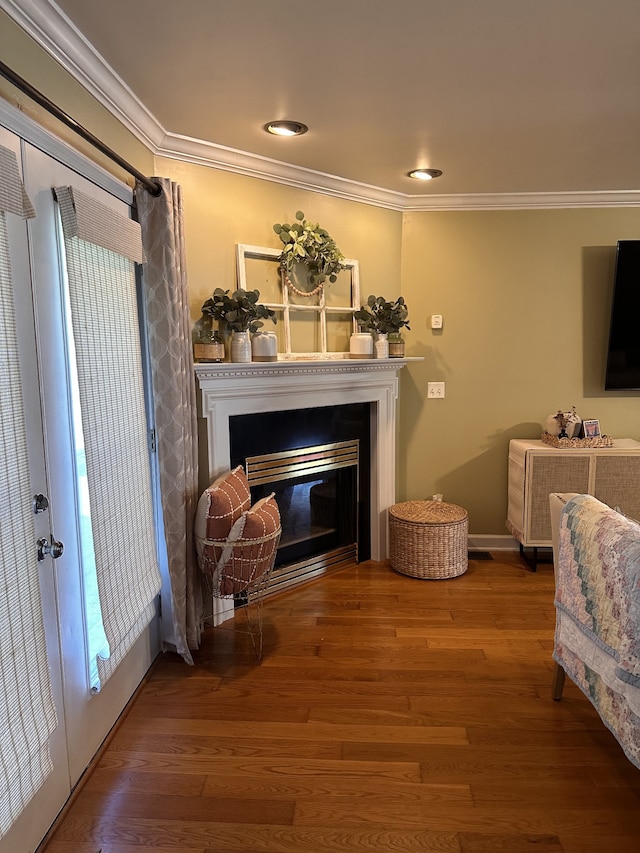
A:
[245, 441, 358, 593]
[230, 404, 370, 594]
[248, 445, 358, 569]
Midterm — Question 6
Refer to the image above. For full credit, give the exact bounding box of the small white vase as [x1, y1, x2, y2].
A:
[545, 408, 581, 438]
[349, 332, 374, 359]
[374, 332, 389, 359]
[230, 330, 252, 363]
[251, 330, 278, 362]
[545, 413, 562, 437]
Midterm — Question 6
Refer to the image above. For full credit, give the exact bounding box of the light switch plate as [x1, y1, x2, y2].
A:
[431, 314, 443, 329]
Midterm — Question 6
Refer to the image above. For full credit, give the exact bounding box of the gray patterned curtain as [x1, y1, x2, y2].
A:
[135, 178, 202, 664]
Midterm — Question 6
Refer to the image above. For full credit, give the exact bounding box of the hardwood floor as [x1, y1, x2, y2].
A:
[42, 554, 640, 853]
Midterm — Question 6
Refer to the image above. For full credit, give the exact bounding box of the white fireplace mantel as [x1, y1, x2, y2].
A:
[195, 357, 416, 560]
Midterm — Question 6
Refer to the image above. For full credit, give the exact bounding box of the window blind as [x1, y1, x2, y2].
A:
[54, 185, 161, 691]
[0, 145, 57, 839]
[0, 144, 35, 219]
[54, 184, 144, 263]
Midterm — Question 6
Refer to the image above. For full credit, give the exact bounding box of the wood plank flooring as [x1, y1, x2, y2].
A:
[42, 554, 640, 853]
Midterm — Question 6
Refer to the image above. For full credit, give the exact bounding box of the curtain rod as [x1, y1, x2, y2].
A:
[0, 59, 162, 196]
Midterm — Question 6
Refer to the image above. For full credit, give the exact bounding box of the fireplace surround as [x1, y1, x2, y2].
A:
[195, 358, 411, 610]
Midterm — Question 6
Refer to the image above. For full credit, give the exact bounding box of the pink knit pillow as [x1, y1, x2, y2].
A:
[218, 495, 281, 595]
[242, 494, 281, 541]
[196, 465, 251, 541]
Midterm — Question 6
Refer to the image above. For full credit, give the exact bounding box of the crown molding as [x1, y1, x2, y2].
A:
[158, 133, 640, 211]
[4, 0, 640, 212]
[156, 132, 409, 210]
[400, 190, 640, 211]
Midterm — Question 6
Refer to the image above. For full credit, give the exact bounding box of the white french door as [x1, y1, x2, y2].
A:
[0, 126, 71, 853]
[0, 125, 160, 853]
[23, 141, 161, 784]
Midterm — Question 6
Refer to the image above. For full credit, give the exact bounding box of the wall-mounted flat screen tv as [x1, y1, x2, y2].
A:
[605, 240, 640, 390]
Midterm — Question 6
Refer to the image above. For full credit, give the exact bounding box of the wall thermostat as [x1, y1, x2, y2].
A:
[431, 314, 443, 329]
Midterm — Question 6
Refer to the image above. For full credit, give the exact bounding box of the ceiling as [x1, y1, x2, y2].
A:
[6, 0, 640, 208]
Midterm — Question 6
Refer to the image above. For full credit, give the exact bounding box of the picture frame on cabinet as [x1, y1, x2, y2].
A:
[582, 419, 601, 438]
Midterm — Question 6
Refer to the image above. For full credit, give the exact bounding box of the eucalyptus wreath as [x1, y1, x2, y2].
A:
[273, 210, 346, 289]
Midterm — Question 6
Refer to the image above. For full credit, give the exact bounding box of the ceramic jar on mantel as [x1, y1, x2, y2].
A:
[251, 330, 278, 362]
[349, 331, 374, 359]
[230, 330, 252, 363]
[374, 332, 389, 359]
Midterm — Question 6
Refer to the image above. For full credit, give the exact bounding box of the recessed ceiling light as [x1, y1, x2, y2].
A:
[264, 120, 309, 137]
[408, 168, 443, 181]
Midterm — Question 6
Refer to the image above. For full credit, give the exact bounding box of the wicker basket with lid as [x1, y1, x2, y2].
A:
[389, 500, 468, 579]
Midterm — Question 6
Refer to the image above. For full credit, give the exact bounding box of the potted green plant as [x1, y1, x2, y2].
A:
[201, 288, 276, 362]
[273, 210, 345, 295]
[354, 295, 410, 358]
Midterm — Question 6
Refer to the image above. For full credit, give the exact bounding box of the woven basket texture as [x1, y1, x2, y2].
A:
[389, 500, 468, 579]
[541, 431, 614, 449]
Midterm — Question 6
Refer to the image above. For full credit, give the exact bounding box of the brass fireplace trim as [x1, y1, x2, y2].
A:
[245, 439, 359, 486]
[251, 544, 357, 599]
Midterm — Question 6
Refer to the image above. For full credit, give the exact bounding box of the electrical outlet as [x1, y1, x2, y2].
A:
[431, 314, 443, 329]
[427, 381, 445, 398]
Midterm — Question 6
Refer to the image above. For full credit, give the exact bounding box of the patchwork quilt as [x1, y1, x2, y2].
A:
[554, 494, 640, 768]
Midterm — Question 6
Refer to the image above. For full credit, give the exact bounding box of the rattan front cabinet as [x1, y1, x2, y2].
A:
[506, 438, 640, 548]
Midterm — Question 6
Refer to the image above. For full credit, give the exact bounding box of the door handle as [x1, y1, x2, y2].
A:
[37, 536, 64, 561]
[33, 493, 49, 514]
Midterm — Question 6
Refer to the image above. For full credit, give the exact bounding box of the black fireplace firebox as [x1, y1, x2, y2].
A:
[229, 404, 370, 594]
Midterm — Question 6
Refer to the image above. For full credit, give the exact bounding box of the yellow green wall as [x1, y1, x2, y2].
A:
[169, 173, 640, 536]
[4, 17, 640, 537]
[399, 209, 640, 534]
[155, 156, 403, 323]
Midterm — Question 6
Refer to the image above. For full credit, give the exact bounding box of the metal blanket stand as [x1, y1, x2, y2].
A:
[199, 527, 281, 660]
